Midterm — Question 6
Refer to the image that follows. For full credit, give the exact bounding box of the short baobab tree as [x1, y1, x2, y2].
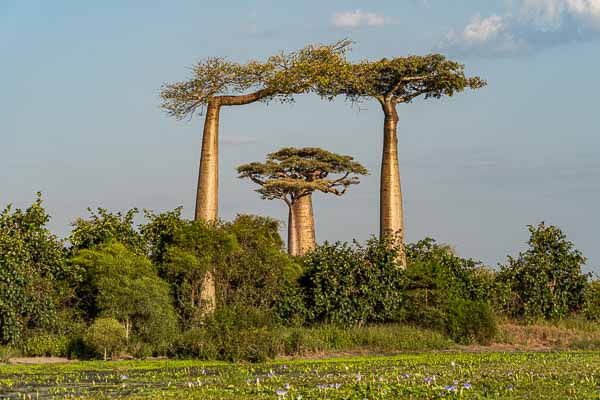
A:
[160, 40, 350, 223]
[237, 147, 368, 256]
[319, 54, 486, 268]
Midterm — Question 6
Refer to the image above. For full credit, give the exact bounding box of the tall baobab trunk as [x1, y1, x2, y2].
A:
[194, 92, 270, 313]
[287, 204, 299, 256]
[292, 194, 316, 256]
[196, 100, 221, 314]
[195, 100, 221, 222]
[380, 101, 407, 268]
[195, 91, 269, 221]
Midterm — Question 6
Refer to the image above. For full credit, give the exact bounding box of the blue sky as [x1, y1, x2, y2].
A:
[1, 0, 599, 273]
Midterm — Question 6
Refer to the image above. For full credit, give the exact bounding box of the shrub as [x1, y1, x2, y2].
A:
[21, 334, 71, 357]
[172, 328, 218, 360]
[218, 215, 301, 312]
[445, 299, 497, 344]
[206, 305, 279, 362]
[497, 223, 589, 321]
[584, 280, 600, 321]
[299, 237, 405, 326]
[84, 318, 127, 360]
[171, 306, 280, 362]
[404, 238, 498, 344]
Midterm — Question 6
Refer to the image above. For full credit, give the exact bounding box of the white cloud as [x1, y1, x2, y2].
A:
[331, 10, 387, 28]
[438, 15, 528, 56]
[462, 15, 507, 42]
[437, 0, 600, 56]
[565, 0, 600, 28]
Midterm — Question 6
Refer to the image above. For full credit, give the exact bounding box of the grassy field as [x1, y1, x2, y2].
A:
[1, 352, 599, 399]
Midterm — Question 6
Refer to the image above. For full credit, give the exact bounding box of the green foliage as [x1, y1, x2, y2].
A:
[140, 207, 187, 265]
[299, 237, 406, 326]
[446, 299, 497, 345]
[69, 208, 145, 254]
[173, 328, 218, 360]
[0, 194, 74, 344]
[218, 215, 301, 310]
[160, 220, 237, 326]
[160, 40, 351, 119]
[237, 147, 368, 203]
[70, 242, 177, 349]
[583, 280, 600, 321]
[173, 305, 278, 362]
[497, 223, 589, 321]
[0, 345, 17, 363]
[20, 333, 71, 357]
[404, 238, 497, 344]
[84, 317, 126, 360]
[318, 53, 486, 104]
[2, 352, 600, 398]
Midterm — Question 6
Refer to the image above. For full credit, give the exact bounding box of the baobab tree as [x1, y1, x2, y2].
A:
[160, 40, 350, 222]
[161, 41, 349, 309]
[237, 147, 368, 256]
[319, 55, 486, 268]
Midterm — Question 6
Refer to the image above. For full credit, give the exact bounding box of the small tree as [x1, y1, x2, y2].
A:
[237, 147, 368, 256]
[84, 317, 126, 360]
[70, 242, 178, 346]
[318, 55, 486, 267]
[497, 222, 589, 321]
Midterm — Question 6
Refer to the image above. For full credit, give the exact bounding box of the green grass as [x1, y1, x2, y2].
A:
[276, 324, 454, 355]
[1, 352, 599, 399]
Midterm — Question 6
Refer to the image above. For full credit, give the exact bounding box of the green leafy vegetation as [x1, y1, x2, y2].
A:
[1, 352, 599, 399]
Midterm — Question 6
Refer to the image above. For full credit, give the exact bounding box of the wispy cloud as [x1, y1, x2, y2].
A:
[222, 136, 258, 146]
[331, 10, 388, 28]
[436, 0, 600, 56]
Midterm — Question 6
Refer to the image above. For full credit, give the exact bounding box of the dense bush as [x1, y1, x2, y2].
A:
[173, 306, 278, 362]
[0, 195, 76, 344]
[218, 215, 301, 311]
[497, 223, 589, 321]
[299, 237, 406, 326]
[20, 333, 71, 357]
[404, 238, 497, 344]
